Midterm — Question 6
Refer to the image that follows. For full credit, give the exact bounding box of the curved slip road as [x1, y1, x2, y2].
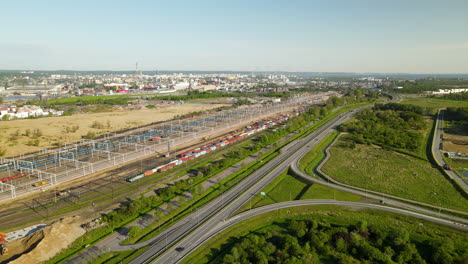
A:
[166, 200, 468, 264]
[152, 105, 467, 264]
[94, 99, 467, 264]
[128, 109, 358, 264]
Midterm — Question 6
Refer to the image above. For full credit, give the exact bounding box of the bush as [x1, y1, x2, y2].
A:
[85, 131, 96, 139]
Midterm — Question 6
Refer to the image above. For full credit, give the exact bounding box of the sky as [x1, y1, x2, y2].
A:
[1, 0, 467, 73]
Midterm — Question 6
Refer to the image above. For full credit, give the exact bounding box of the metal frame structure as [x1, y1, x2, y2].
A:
[0, 93, 332, 201]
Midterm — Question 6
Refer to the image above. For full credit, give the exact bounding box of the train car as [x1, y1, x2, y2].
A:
[153, 165, 166, 173]
[178, 151, 191, 158]
[149, 136, 161, 141]
[127, 174, 145, 182]
[144, 170, 154, 177]
[0, 173, 27, 182]
[33, 181, 48, 187]
[158, 163, 176, 172]
[179, 157, 191, 163]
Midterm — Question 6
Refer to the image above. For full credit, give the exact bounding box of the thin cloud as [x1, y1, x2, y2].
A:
[431, 42, 468, 51]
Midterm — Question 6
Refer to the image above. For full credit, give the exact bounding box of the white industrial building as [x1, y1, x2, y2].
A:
[0, 105, 63, 120]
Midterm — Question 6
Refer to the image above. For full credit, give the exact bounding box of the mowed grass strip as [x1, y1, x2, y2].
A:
[322, 142, 468, 212]
[236, 170, 362, 213]
[299, 131, 339, 175]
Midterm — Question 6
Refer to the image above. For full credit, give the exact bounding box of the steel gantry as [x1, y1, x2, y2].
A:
[0, 93, 333, 202]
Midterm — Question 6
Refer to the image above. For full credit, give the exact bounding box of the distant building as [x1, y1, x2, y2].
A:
[0, 105, 63, 120]
[426, 88, 468, 94]
[174, 82, 190, 90]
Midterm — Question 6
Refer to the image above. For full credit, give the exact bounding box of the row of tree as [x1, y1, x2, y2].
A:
[389, 79, 468, 94]
[220, 218, 467, 264]
[445, 107, 468, 122]
[432, 92, 468, 101]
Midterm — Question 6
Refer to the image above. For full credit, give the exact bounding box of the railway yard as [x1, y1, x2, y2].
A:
[0, 92, 334, 231]
[0, 92, 466, 264]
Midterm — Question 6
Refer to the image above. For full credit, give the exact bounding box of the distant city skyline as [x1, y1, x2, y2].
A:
[1, 0, 467, 73]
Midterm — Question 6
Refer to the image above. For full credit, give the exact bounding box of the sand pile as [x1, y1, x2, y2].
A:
[3, 216, 85, 264]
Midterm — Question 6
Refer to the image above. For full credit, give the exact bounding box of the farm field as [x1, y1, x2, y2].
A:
[322, 142, 468, 212]
[0, 103, 225, 157]
[442, 111, 468, 154]
[443, 133, 468, 153]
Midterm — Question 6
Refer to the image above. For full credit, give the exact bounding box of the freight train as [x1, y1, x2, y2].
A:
[126, 113, 293, 182]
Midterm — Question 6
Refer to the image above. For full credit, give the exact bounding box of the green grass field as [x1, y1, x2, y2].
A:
[299, 131, 339, 175]
[322, 142, 468, 212]
[401, 97, 468, 114]
[184, 205, 467, 264]
[236, 170, 362, 213]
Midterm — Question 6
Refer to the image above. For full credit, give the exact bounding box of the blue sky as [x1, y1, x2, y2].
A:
[1, 0, 467, 73]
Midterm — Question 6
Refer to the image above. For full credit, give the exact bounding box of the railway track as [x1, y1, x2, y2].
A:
[0, 123, 267, 230]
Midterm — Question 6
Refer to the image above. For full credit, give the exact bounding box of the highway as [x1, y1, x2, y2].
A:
[95, 98, 467, 264]
[127, 109, 357, 264]
[154, 105, 468, 264]
[432, 109, 468, 192]
[168, 200, 468, 263]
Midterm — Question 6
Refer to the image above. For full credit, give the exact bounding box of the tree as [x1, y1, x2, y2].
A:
[231, 247, 240, 261]
[128, 226, 140, 238]
[335, 238, 347, 253]
[85, 131, 96, 139]
[426, 238, 456, 264]
[357, 220, 367, 233]
[389, 228, 409, 246]
[222, 254, 236, 264]
[288, 220, 307, 238]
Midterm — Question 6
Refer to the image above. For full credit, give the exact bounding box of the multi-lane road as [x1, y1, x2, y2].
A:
[92, 100, 467, 264]
[433, 109, 468, 192]
[153, 106, 468, 264]
[168, 200, 468, 263]
[127, 109, 358, 264]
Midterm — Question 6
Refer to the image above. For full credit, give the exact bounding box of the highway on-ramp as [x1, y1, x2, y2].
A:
[152, 104, 466, 264]
[102, 100, 466, 264]
[167, 200, 468, 263]
[128, 110, 358, 264]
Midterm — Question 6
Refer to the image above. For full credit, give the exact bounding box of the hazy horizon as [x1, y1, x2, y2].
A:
[1, 0, 468, 73]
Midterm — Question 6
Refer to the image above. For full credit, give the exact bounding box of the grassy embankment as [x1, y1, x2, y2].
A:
[235, 168, 362, 214]
[317, 99, 468, 212]
[184, 205, 467, 264]
[322, 142, 468, 212]
[235, 132, 362, 213]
